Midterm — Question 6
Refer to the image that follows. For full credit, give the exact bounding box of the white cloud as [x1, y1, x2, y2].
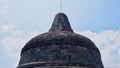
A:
[0, 24, 40, 68]
[0, 0, 8, 17]
[77, 30, 120, 68]
[0, 24, 15, 32]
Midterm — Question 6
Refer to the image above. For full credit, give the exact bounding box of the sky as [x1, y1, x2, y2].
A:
[0, 0, 120, 68]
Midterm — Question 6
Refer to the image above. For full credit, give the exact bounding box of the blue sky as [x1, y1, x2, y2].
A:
[0, 0, 120, 68]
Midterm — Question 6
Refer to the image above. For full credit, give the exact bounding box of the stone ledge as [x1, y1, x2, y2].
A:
[17, 62, 99, 68]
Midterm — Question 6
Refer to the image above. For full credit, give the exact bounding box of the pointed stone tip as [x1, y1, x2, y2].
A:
[49, 13, 73, 32]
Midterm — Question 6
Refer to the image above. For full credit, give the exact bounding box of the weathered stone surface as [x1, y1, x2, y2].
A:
[17, 13, 104, 68]
[19, 45, 101, 68]
[21, 31, 100, 55]
[49, 13, 73, 32]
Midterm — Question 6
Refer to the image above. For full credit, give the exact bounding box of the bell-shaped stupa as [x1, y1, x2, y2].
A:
[17, 13, 104, 68]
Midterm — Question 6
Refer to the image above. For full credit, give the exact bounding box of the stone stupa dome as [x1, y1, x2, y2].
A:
[17, 13, 104, 68]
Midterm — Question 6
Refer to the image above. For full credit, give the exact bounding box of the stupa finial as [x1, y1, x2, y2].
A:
[49, 13, 73, 32]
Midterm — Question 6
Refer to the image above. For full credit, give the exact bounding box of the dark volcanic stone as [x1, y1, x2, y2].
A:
[17, 13, 104, 68]
[49, 13, 73, 32]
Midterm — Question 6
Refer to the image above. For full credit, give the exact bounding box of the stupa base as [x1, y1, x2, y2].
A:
[17, 62, 99, 68]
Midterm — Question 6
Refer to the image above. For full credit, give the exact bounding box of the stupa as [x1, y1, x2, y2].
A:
[17, 13, 104, 68]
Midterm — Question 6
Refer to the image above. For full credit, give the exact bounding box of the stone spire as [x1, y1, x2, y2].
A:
[49, 13, 73, 32]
